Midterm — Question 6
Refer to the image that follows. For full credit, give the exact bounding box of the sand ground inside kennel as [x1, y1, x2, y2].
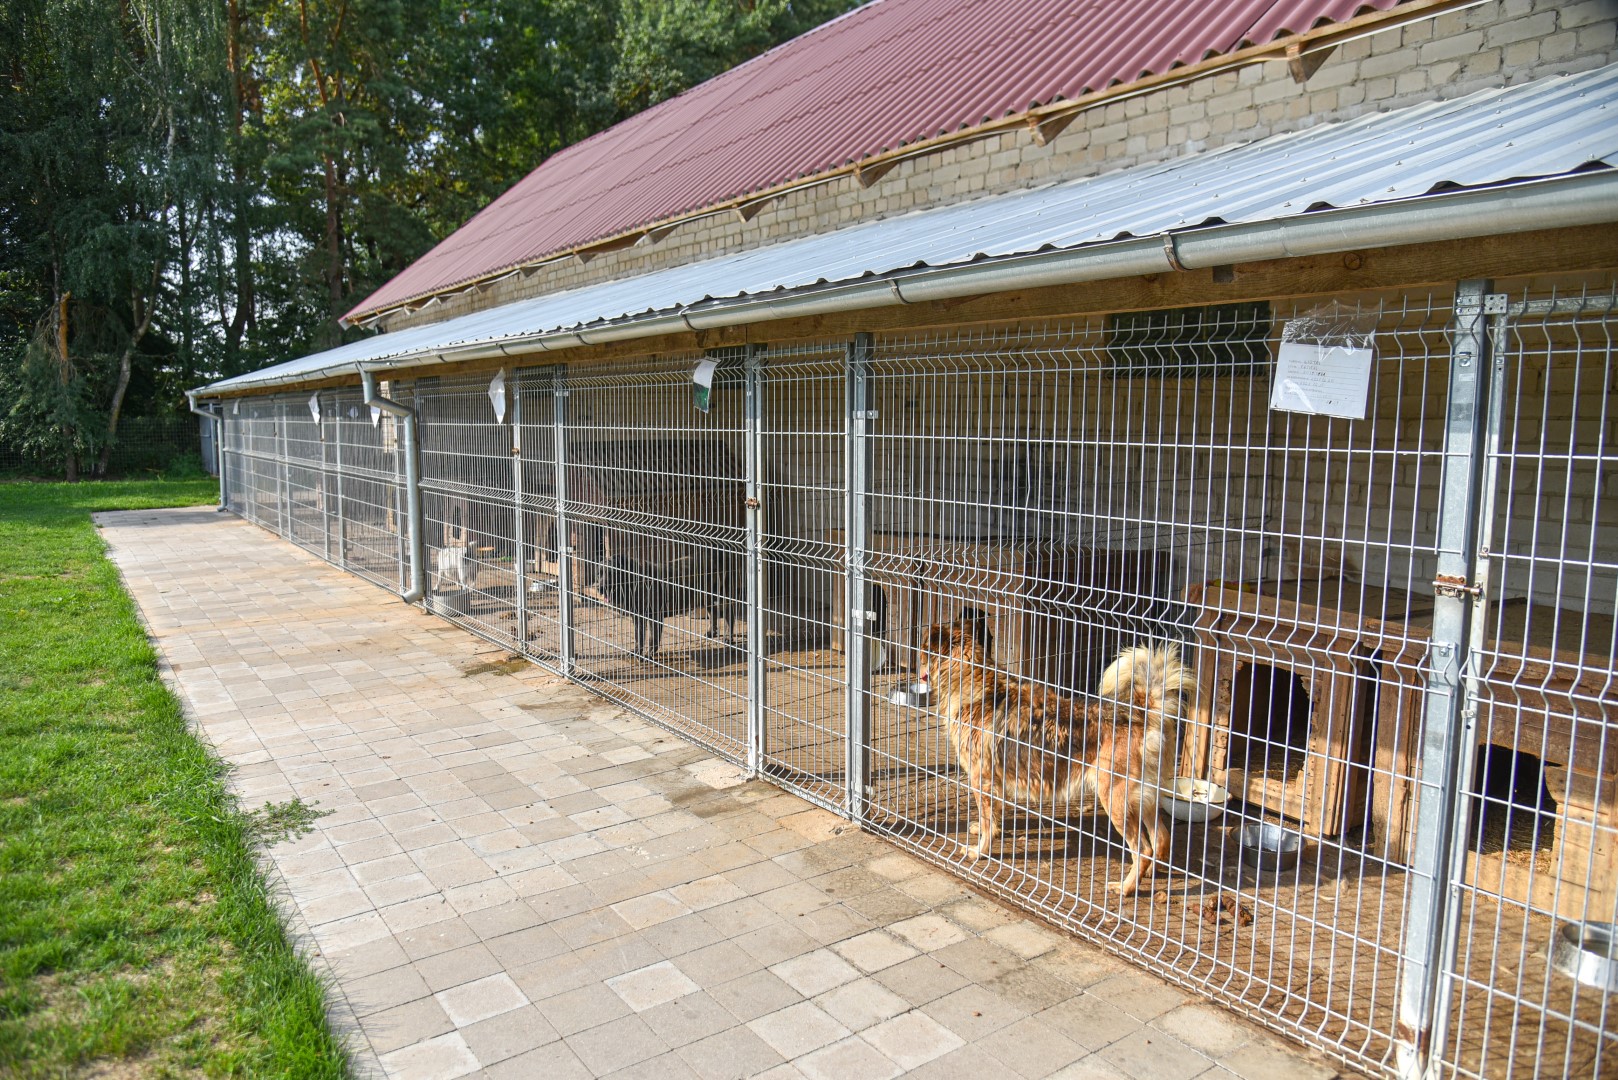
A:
[96, 505, 1352, 1080]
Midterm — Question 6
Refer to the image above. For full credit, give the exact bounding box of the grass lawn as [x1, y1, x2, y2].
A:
[0, 481, 349, 1078]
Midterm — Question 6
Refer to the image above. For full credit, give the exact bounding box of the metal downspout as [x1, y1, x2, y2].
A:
[186, 391, 227, 511]
[360, 367, 427, 604]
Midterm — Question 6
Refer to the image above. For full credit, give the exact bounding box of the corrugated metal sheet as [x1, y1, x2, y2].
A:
[348, 0, 1403, 319]
[209, 65, 1618, 394]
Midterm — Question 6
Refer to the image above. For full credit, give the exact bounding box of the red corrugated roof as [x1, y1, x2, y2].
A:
[349, 0, 1402, 320]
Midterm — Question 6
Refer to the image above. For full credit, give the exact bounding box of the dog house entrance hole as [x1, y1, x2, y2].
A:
[1469, 743, 1557, 860]
[1229, 663, 1311, 782]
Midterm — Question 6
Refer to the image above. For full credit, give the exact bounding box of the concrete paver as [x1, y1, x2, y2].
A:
[99, 507, 1344, 1079]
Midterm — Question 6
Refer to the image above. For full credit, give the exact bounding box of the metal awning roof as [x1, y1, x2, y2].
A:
[205, 64, 1618, 395]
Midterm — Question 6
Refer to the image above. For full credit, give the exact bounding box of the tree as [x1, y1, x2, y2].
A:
[0, 0, 230, 476]
[609, 0, 861, 116]
[0, 0, 863, 477]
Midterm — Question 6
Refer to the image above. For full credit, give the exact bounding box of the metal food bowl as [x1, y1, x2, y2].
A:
[887, 681, 932, 707]
[1240, 822, 1303, 872]
[1551, 921, 1618, 992]
[1159, 778, 1229, 823]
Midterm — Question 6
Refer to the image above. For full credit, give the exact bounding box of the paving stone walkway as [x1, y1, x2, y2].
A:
[98, 507, 1345, 1080]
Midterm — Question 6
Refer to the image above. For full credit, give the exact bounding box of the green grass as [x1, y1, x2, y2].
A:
[0, 481, 350, 1078]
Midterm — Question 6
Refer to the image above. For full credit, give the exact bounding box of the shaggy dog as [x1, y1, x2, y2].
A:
[920, 609, 1190, 897]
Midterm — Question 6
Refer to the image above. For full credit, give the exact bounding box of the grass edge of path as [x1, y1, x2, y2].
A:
[0, 481, 353, 1078]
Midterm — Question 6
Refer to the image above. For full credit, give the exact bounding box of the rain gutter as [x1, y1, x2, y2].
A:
[891, 170, 1618, 305]
[186, 390, 227, 510]
[220, 170, 1618, 391]
[359, 368, 427, 605]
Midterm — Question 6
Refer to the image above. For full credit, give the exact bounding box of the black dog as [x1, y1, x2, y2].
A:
[596, 551, 745, 660]
[596, 555, 687, 659]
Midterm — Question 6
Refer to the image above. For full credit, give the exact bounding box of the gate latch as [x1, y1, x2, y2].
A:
[1433, 574, 1482, 599]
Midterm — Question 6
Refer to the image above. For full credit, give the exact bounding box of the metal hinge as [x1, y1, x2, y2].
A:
[1433, 574, 1483, 599]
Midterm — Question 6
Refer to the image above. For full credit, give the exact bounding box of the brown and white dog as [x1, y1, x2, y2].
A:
[920, 609, 1190, 897]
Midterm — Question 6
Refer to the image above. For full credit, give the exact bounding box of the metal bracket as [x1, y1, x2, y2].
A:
[1455, 293, 1509, 317]
[851, 607, 877, 623]
[1433, 574, 1482, 600]
[853, 409, 878, 420]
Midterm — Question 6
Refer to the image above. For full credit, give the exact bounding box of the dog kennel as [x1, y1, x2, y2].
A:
[208, 269, 1618, 1079]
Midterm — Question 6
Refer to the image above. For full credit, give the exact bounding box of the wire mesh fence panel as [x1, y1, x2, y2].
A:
[416, 372, 524, 650]
[854, 294, 1456, 1076]
[1435, 280, 1618, 1080]
[222, 405, 248, 521]
[101, 414, 204, 477]
[514, 366, 563, 671]
[331, 386, 408, 592]
[0, 413, 202, 478]
[756, 345, 850, 812]
[558, 358, 750, 763]
[233, 397, 289, 534]
[283, 394, 328, 557]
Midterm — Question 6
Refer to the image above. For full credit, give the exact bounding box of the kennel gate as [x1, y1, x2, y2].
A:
[215, 276, 1616, 1079]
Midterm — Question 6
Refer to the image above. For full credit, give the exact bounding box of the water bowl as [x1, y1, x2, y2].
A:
[1159, 778, 1229, 823]
[1551, 921, 1618, 992]
[887, 681, 932, 707]
[1240, 822, 1303, 872]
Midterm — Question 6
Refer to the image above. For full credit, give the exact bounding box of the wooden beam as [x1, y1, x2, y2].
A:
[734, 193, 785, 222]
[855, 160, 900, 188]
[572, 233, 643, 264]
[1028, 110, 1081, 147]
[1287, 42, 1333, 84]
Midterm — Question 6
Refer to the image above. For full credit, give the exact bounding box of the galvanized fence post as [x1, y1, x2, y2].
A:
[320, 394, 332, 563]
[333, 397, 347, 570]
[1394, 279, 1501, 1079]
[392, 391, 409, 593]
[216, 409, 230, 512]
[845, 333, 874, 824]
[276, 403, 290, 539]
[745, 348, 767, 775]
[553, 366, 575, 676]
[512, 375, 529, 648]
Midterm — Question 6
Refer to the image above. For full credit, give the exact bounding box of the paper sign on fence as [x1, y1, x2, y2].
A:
[692, 357, 719, 413]
[1270, 341, 1374, 420]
